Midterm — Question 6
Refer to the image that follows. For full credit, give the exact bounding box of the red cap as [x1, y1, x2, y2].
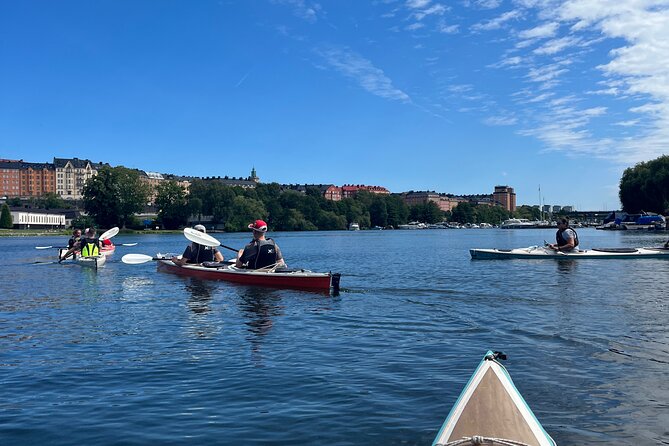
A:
[248, 219, 268, 232]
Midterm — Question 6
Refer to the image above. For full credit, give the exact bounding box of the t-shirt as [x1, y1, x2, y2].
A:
[182, 243, 218, 264]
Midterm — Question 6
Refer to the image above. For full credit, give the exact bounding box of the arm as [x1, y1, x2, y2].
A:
[214, 248, 224, 262]
[235, 248, 244, 267]
[171, 245, 192, 266]
[59, 242, 80, 261]
[275, 244, 286, 266]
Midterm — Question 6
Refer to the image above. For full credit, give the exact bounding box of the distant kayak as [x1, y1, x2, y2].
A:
[470, 246, 669, 259]
[59, 244, 115, 260]
[433, 351, 556, 446]
[155, 257, 341, 292]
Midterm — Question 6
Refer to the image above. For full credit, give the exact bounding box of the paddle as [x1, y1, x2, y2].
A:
[35, 245, 58, 250]
[122, 253, 236, 265]
[183, 228, 239, 253]
[121, 254, 164, 264]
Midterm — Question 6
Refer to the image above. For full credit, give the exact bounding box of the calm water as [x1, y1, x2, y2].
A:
[1, 229, 668, 445]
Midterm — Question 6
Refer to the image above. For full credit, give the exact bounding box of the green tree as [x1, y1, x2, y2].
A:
[82, 166, 151, 228]
[451, 202, 476, 223]
[34, 192, 67, 210]
[0, 204, 12, 228]
[155, 181, 190, 229]
[224, 196, 267, 231]
[619, 155, 669, 213]
[369, 197, 388, 227]
[514, 205, 540, 220]
[7, 197, 22, 207]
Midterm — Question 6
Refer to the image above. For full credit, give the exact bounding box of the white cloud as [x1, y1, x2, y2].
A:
[472, 10, 523, 31]
[274, 0, 322, 23]
[518, 22, 559, 40]
[437, 20, 459, 33]
[406, 22, 425, 30]
[484, 115, 518, 125]
[477, 0, 502, 9]
[533, 35, 581, 55]
[316, 46, 411, 102]
[406, 0, 431, 8]
[413, 3, 448, 20]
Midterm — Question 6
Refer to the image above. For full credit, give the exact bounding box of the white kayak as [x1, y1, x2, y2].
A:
[433, 351, 556, 446]
[470, 246, 669, 259]
[77, 254, 106, 269]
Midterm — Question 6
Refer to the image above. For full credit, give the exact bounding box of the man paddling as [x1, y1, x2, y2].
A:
[548, 218, 579, 252]
[171, 224, 224, 266]
[236, 219, 285, 269]
[60, 227, 101, 262]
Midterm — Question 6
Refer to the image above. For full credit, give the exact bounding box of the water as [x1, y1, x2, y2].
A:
[1, 228, 668, 445]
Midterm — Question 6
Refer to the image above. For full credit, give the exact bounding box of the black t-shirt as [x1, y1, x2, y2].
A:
[182, 243, 218, 264]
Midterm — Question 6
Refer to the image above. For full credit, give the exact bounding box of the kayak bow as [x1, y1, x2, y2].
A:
[433, 351, 556, 446]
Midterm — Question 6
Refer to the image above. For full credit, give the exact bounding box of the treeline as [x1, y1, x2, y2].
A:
[81, 166, 537, 230]
[619, 155, 669, 214]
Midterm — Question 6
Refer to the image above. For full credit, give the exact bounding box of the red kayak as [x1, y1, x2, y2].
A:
[156, 258, 341, 292]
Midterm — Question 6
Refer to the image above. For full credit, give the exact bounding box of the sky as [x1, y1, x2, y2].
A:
[2, 0, 669, 211]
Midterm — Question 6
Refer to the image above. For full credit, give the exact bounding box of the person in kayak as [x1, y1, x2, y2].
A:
[236, 219, 285, 269]
[60, 227, 101, 261]
[67, 228, 82, 249]
[171, 224, 224, 266]
[548, 218, 579, 252]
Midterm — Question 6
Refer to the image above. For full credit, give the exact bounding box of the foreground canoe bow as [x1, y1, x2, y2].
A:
[433, 351, 556, 446]
[155, 256, 341, 292]
[470, 246, 669, 259]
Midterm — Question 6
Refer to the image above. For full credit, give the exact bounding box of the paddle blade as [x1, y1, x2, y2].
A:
[121, 253, 155, 264]
[183, 227, 220, 247]
[35, 246, 54, 250]
[121, 243, 138, 247]
[100, 227, 120, 241]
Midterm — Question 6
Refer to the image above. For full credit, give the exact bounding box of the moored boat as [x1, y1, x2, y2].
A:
[155, 256, 341, 292]
[433, 351, 556, 446]
[470, 245, 669, 259]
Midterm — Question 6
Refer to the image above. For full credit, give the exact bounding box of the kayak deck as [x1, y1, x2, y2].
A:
[156, 259, 340, 292]
[471, 246, 669, 259]
[433, 351, 555, 446]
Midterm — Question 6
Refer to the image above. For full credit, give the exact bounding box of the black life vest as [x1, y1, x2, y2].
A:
[188, 243, 216, 264]
[556, 227, 579, 247]
[68, 236, 80, 249]
[80, 237, 100, 256]
[239, 238, 278, 269]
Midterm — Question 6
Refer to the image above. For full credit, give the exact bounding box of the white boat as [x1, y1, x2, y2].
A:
[398, 222, 427, 229]
[500, 218, 537, 229]
[470, 245, 669, 259]
[72, 254, 106, 269]
[433, 351, 556, 446]
[348, 222, 360, 231]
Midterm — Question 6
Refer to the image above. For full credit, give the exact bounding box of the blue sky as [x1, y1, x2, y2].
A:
[2, 0, 668, 210]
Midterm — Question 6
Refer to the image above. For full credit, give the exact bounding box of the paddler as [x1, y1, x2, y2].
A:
[67, 228, 82, 250]
[171, 224, 224, 266]
[547, 218, 579, 252]
[59, 227, 102, 262]
[236, 219, 285, 269]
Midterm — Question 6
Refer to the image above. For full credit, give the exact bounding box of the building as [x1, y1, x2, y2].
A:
[139, 171, 165, 204]
[341, 184, 390, 199]
[163, 174, 192, 195]
[493, 185, 516, 212]
[21, 162, 56, 197]
[54, 158, 102, 200]
[0, 160, 22, 198]
[0, 159, 56, 198]
[322, 185, 342, 201]
[403, 191, 467, 213]
[10, 208, 66, 229]
[552, 205, 562, 213]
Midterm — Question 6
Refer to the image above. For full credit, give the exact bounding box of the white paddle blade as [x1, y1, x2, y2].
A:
[183, 227, 220, 247]
[100, 227, 120, 241]
[35, 246, 54, 250]
[121, 253, 155, 264]
[121, 243, 138, 247]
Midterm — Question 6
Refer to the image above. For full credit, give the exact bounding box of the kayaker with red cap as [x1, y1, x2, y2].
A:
[172, 224, 224, 266]
[236, 219, 285, 269]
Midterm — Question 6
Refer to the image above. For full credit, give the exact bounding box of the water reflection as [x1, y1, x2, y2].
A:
[556, 259, 577, 275]
[238, 288, 284, 358]
[185, 278, 214, 315]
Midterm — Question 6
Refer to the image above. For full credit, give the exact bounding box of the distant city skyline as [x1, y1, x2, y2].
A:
[2, 1, 665, 210]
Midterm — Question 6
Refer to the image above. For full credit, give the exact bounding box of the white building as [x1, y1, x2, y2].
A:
[11, 210, 66, 229]
[54, 158, 101, 200]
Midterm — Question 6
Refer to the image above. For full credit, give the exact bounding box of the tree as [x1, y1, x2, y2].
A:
[155, 181, 190, 229]
[7, 197, 22, 207]
[0, 204, 12, 228]
[619, 155, 669, 213]
[82, 166, 150, 228]
[369, 197, 388, 227]
[33, 192, 67, 210]
[451, 202, 476, 223]
[515, 205, 540, 220]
